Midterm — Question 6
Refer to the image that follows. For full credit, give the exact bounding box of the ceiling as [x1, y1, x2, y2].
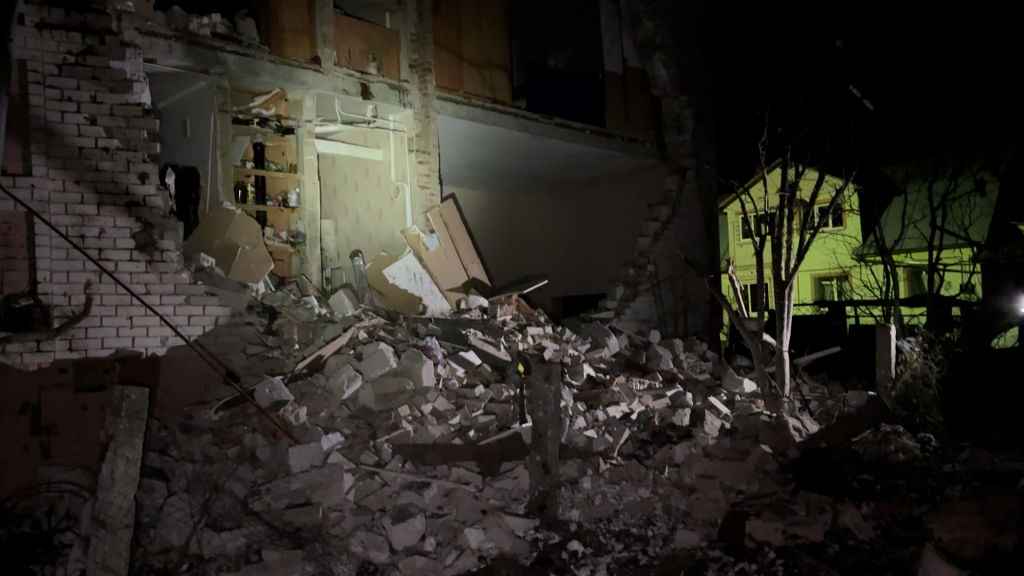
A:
[437, 115, 661, 193]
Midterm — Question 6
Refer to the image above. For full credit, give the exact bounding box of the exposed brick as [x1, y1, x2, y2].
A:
[103, 337, 132, 348]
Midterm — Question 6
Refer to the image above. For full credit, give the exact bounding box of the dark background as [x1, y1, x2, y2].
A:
[711, 2, 1023, 183]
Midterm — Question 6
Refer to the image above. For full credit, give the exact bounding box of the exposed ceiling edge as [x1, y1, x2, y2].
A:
[314, 138, 384, 161]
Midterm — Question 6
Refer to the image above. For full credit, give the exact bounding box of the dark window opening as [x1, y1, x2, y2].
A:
[816, 202, 844, 228]
[743, 282, 770, 315]
[741, 213, 775, 240]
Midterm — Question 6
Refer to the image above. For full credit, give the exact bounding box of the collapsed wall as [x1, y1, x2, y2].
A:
[0, 1, 231, 366]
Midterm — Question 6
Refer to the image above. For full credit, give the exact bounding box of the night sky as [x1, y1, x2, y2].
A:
[711, 2, 1023, 183]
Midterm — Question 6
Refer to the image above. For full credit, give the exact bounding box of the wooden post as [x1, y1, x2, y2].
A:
[875, 323, 896, 392]
[526, 360, 561, 518]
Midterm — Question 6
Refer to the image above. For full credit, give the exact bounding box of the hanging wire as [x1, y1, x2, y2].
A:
[0, 182, 298, 443]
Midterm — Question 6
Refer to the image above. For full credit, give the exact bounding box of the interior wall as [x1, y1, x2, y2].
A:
[449, 164, 666, 310]
[149, 72, 216, 212]
[317, 128, 410, 285]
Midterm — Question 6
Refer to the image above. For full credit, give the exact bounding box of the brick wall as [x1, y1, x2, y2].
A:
[0, 1, 232, 366]
[408, 0, 442, 228]
[0, 210, 33, 294]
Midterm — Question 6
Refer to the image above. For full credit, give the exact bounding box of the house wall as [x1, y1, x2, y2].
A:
[0, 2, 232, 366]
[719, 165, 986, 335]
[722, 167, 863, 309]
[448, 164, 666, 310]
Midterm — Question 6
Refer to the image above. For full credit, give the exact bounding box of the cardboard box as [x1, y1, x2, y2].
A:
[183, 207, 275, 284]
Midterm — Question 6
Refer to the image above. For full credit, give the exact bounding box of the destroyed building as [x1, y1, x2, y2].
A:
[3, 1, 1022, 575]
[0, 0, 717, 369]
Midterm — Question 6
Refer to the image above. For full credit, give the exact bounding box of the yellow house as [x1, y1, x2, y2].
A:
[718, 161, 863, 319]
[852, 160, 999, 326]
[718, 159, 999, 344]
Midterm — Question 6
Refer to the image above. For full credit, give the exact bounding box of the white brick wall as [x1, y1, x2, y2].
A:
[0, 1, 233, 367]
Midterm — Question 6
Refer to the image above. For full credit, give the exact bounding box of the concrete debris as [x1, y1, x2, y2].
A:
[328, 287, 358, 317]
[125, 255, 962, 576]
[287, 441, 325, 473]
[358, 341, 399, 381]
[397, 348, 436, 388]
[853, 423, 924, 462]
[722, 366, 758, 394]
[382, 504, 427, 551]
[358, 376, 415, 411]
[326, 363, 363, 399]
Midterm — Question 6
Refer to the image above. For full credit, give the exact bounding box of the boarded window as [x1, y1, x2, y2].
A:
[0, 210, 34, 295]
[2, 59, 30, 176]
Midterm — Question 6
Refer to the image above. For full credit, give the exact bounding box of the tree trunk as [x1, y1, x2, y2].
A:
[774, 280, 795, 398]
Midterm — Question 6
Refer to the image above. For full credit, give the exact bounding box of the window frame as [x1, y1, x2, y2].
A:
[742, 281, 770, 315]
[811, 273, 852, 303]
[815, 200, 845, 230]
[739, 211, 775, 242]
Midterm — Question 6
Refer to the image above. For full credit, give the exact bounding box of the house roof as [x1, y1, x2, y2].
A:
[717, 159, 855, 211]
[717, 159, 785, 211]
[861, 157, 1005, 255]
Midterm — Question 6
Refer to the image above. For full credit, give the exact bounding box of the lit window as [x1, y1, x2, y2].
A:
[906, 268, 928, 297]
[813, 275, 851, 302]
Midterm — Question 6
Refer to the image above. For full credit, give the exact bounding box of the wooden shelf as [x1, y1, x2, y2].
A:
[235, 203, 299, 213]
[234, 167, 303, 181]
[265, 243, 296, 253]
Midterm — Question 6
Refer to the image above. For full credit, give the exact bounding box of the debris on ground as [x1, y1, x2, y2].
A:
[6, 235, 1024, 576]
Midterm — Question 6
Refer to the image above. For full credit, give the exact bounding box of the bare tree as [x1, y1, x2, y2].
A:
[873, 159, 994, 333]
[765, 151, 855, 397]
[688, 146, 855, 399]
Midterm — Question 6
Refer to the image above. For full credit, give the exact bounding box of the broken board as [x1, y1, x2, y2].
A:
[433, 196, 490, 286]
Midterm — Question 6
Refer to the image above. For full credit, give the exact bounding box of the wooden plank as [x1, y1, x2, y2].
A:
[234, 168, 303, 181]
[292, 325, 356, 374]
[437, 196, 490, 286]
[334, 13, 401, 80]
[433, 0, 464, 92]
[258, 0, 317, 62]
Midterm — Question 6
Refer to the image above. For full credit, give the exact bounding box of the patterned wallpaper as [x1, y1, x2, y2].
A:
[318, 128, 411, 281]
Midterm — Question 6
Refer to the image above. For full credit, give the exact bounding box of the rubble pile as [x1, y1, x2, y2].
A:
[130, 275, 815, 575]
[25, 216, 1010, 575]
